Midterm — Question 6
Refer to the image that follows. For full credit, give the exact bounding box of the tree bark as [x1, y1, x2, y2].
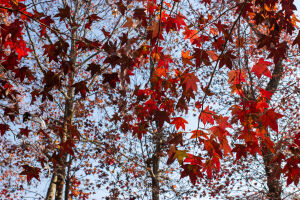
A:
[64, 156, 72, 200]
[54, 4, 77, 197]
[262, 60, 284, 200]
[55, 155, 67, 200]
[55, 81, 75, 199]
[150, 53, 161, 200]
[263, 150, 282, 200]
[152, 134, 161, 200]
[46, 174, 57, 200]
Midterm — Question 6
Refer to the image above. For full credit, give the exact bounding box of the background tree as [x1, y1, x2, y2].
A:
[0, 0, 128, 199]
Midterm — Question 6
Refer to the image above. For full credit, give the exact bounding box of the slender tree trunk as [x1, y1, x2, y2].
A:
[55, 4, 77, 197]
[55, 85, 75, 199]
[263, 149, 282, 200]
[262, 60, 284, 200]
[149, 53, 161, 200]
[46, 174, 57, 200]
[152, 135, 161, 200]
[64, 156, 72, 200]
[55, 155, 67, 200]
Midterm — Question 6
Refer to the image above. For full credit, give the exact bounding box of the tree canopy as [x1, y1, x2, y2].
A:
[0, 0, 299, 199]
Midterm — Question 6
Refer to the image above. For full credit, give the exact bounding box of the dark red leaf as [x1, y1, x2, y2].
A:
[55, 5, 71, 21]
[103, 73, 120, 88]
[20, 165, 41, 183]
[73, 81, 89, 98]
[0, 124, 9, 136]
[20, 126, 31, 137]
[87, 63, 101, 76]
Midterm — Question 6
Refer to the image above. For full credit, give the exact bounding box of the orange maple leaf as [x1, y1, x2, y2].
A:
[228, 70, 246, 85]
[181, 50, 193, 66]
[171, 117, 188, 130]
[183, 27, 198, 43]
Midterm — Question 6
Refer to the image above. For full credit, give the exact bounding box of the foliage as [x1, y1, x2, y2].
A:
[0, 0, 299, 199]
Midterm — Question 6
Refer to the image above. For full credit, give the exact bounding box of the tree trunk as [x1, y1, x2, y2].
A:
[263, 149, 282, 200]
[152, 137, 161, 200]
[149, 54, 161, 200]
[262, 60, 284, 200]
[55, 155, 67, 200]
[46, 174, 57, 200]
[64, 156, 72, 200]
[55, 86, 74, 200]
[54, 5, 77, 197]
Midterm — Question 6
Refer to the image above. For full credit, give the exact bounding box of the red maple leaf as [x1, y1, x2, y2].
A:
[60, 139, 75, 156]
[219, 50, 236, 69]
[13, 67, 34, 82]
[171, 117, 188, 130]
[15, 39, 31, 60]
[54, 5, 71, 21]
[60, 61, 74, 75]
[193, 48, 211, 66]
[283, 157, 300, 186]
[213, 37, 225, 51]
[103, 73, 120, 88]
[175, 12, 186, 30]
[180, 164, 203, 185]
[260, 109, 284, 132]
[256, 100, 269, 113]
[0, 124, 9, 136]
[184, 154, 203, 166]
[259, 88, 273, 100]
[199, 106, 215, 125]
[232, 144, 247, 160]
[40, 16, 54, 37]
[195, 101, 202, 109]
[165, 17, 177, 33]
[43, 44, 59, 62]
[182, 73, 199, 92]
[168, 132, 183, 146]
[251, 58, 272, 79]
[181, 50, 193, 66]
[190, 130, 208, 139]
[215, 115, 232, 130]
[266, 42, 288, 64]
[133, 8, 146, 20]
[87, 63, 101, 75]
[20, 126, 31, 137]
[85, 14, 102, 30]
[154, 110, 170, 128]
[20, 165, 41, 183]
[73, 81, 89, 98]
[183, 27, 198, 43]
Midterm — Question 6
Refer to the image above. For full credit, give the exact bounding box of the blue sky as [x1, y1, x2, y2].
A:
[296, 1, 300, 18]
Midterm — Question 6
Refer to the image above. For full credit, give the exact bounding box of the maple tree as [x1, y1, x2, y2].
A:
[0, 0, 299, 199]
